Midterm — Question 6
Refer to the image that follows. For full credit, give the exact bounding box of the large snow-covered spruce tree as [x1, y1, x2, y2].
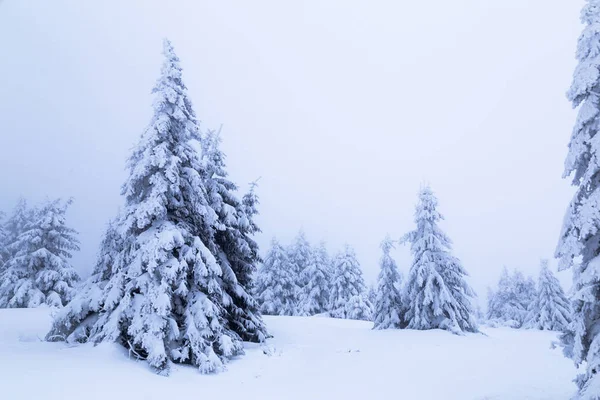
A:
[0, 198, 80, 308]
[556, 2, 600, 396]
[255, 238, 298, 316]
[373, 236, 404, 330]
[201, 130, 267, 343]
[297, 242, 331, 316]
[47, 39, 264, 374]
[329, 244, 372, 321]
[525, 260, 571, 331]
[401, 186, 477, 334]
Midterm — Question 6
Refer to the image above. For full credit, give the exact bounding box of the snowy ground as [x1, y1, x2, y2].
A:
[0, 308, 577, 400]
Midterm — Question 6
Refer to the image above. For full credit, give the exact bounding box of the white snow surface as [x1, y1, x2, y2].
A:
[1, 308, 577, 400]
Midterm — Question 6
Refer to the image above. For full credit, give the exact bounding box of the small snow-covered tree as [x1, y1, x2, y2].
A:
[1, 198, 32, 266]
[373, 236, 404, 330]
[486, 269, 515, 326]
[486, 267, 535, 328]
[330, 244, 372, 320]
[367, 284, 377, 306]
[346, 294, 373, 321]
[555, 1, 600, 396]
[474, 303, 485, 324]
[402, 186, 477, 333]
[525, 260, 571, 331]
[288, 231, 312, 289]
[0, 198, 80, 308]
[255, 238, 298, 316]
[47, 39, 261, 374]
[201, 130, 267, 343]
[297, 242, 331, 315]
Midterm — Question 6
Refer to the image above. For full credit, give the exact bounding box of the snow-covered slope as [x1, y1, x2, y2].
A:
[0, 309, 576, 399]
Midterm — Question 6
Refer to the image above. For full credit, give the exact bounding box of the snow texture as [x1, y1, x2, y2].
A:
[0, 308, 578, 400]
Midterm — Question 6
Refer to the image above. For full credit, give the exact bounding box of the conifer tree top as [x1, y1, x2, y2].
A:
[403, 185, 452, 253]
[121, 38, 212, 234]
[380, 234, 395, 254]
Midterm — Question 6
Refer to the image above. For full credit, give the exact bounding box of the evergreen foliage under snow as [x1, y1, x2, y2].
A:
[297, 242, 332, 316]
[525, 260, 571, 331]
[1, 198, 32, 270]
[201, 130, 267, 343]
[0, 198, 80, 308]
[486, 267, 536, 328]
[46, 39, 265, 375]
[255, 238, 298, 316]
[288, 231, 312, 292]
[401, 186, 478, 334]
[372, 236, 404, 330]
[329, 244, 372, 321]
[0, 211, 6, 267]
[556, 1, 600, 397]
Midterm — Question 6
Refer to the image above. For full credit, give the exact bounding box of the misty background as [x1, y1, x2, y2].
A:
[0, 0, 583, 303]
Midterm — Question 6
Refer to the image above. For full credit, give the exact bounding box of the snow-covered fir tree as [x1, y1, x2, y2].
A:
[200, 130, 267, 343]
[1, 198, 32, 267]
[297, 242, 331, 316]
[288, 231, 312, 295]
[346, 294, 373, 321]
[525, 260, 571, 331]
[329, 244, 372, 321]
[486, 267, 536, 328]
[255, 238, 298, 316]
[555, 1, 600, 397]
[475, 303, 485, 324]
[0, 198, 80, 308]
[401, 186, 477, 334]
[373, 236, 404, 330]
[46, 39, 264, 374]
[367, 284, 377, 308]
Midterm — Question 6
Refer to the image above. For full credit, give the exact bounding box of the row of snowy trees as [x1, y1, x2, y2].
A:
[256, 185, 480, 334]
[40, 39, 267, 375]
[0, 198, 80, 308]
[254, 233, 373, 320]
[486, 261, 571, 331]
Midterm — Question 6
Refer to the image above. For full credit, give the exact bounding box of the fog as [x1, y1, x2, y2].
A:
[0, 0, 583, 302]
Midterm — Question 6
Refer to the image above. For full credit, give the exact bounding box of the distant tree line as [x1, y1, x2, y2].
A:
[254, 232, 373, 320]
[486, 261, 571, 331]
[256, 186, 480, 334]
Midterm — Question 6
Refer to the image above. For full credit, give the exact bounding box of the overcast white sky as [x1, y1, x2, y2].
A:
[0, 0, 584, 302]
